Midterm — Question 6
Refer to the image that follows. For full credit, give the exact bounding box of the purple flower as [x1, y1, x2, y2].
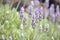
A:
[35, 8, 39, 17]
[20, 7, 24, 19]
[22, 14, 27, 25]
[51, 14, 55, 23]
[33, 0, 40, 6]
[23, 17, 26, 25]
[49, 4, 55, 22]
[35, 8, 40, 22]
[20, 7, 24, 13]
[56, 5, 59, 14]
[50, 4, 54, 14]
[32, 14, 36, 29]
[39, 7, 43, 21]
[39, 7, 43, 15]
[56, 5, 60, 22]
[45, 0, 49, 3]
[56, 13, 60, 22]
[28, 5, 33, 15]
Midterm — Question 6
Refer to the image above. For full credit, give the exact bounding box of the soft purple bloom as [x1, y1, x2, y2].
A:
[39, 15, 43, 21]
[50, 4, 54, 14]
[56, 5, 60, 22]
[45, 0, 49, 3]
[49, 4, 55, 22]
[33, 0, 40, 6]
[20, 7, 24, 19]
[23, 17, 26, 25]
[44, 0, 49, 8]
[51, 14, 55, 23]
[39, 7, 43, 15]
[35, 8, 40, 22]
[20, 7, 24, 13]
[39, 7, 43, 21]
[35, 8, 39, 17]
[28, 5, 33, 15]
[56, 5, 59, 14]
[56, 13, 60, 22]
[32, 14, 36, 29]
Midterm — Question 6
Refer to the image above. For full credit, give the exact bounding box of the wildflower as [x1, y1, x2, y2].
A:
[28, 4, 33, 16]
[56, 5, 59, 14]
[45, 0, 49, 3]
[32, 14, 36, 29]
[20, 7, 24, 19]
[49, 4, 55, 23]
[56, 13, 60, 23]
[51, 13, 55, 23]
[56, 5, 60, 23]
[39, 7, 43, 21]
[20, 7, 24, 13]
[49, 4, 54, 14]
[35, 8, 39, 22]
[23, 17, 26, 25]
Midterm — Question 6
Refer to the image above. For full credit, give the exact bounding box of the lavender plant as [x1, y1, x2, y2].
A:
[39, 7, 43, 21]
[32, 14, 36, 29]
[0, 3, 60, 40]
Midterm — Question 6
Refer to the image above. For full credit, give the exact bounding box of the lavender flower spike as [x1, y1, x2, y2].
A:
[39, 7, 43, 21]
[33, 0, 40, 6]
[20, 7, 24, 13]
[23, 17, 26, 25]
[20, 7, 24, 19]
[35, 8, 39, 22]
[51, 14, 55, 23]
[28, 4, 33, 16]
[56, 5, 60, 23]
[50, 4, 54, 14]
[32, 14, 36, 29]
[56, 5, 59, 14]
[45, 0, 49, 3]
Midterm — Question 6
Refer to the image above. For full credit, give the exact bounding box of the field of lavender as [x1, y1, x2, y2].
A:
[0, 0, 60, 40]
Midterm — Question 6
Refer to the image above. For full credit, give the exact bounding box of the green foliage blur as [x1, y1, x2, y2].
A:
[0, 4, 60, 40]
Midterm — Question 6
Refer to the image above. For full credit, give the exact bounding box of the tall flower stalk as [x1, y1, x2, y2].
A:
[32, 14, 36, 29]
